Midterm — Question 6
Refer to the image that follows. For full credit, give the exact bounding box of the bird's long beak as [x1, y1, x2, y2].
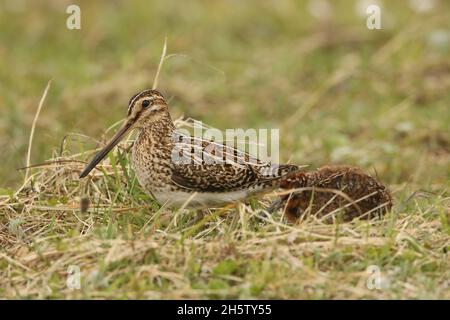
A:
[79, 119, 133, 178]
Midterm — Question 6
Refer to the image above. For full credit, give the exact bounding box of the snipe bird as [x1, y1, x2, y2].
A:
[270, 165, 392, 223]
[80, 89, 298, 208]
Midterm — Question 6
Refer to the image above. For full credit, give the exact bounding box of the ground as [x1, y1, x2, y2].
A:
[0, 0, 449, 299]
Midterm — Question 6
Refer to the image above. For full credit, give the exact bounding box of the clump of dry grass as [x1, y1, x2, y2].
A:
[0, 137, 448, 298]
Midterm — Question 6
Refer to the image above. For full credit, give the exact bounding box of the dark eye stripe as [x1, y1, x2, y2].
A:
[131, 110, 142, 122]
[127, 89, 164, 116]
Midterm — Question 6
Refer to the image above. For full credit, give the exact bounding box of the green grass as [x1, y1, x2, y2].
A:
[0, 0, 449, 299]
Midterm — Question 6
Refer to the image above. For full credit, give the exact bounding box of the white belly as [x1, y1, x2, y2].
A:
[153, 190, 249, 209]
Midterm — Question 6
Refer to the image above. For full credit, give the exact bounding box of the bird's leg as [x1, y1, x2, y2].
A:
[195, 208, 207, 222]
[267, 198, 284, 214]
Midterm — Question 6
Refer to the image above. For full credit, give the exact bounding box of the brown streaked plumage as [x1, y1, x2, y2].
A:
[270, 165, 392, 223]
[80, 89, 299, 208]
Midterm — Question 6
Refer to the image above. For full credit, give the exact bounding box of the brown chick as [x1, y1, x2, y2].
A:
[271, 165, 392, 223]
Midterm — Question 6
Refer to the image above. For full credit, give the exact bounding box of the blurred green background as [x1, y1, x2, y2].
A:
[1, 0, 449, 189]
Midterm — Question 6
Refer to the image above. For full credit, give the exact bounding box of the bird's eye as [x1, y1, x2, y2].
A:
[142, 100, 150, 108]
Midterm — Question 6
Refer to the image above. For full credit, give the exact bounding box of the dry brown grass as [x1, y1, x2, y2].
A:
[0, 144, 448, 298]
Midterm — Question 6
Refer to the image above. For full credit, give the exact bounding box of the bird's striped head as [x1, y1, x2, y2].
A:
[79, 89, 170, 178]
[126, 89, 168, 127]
